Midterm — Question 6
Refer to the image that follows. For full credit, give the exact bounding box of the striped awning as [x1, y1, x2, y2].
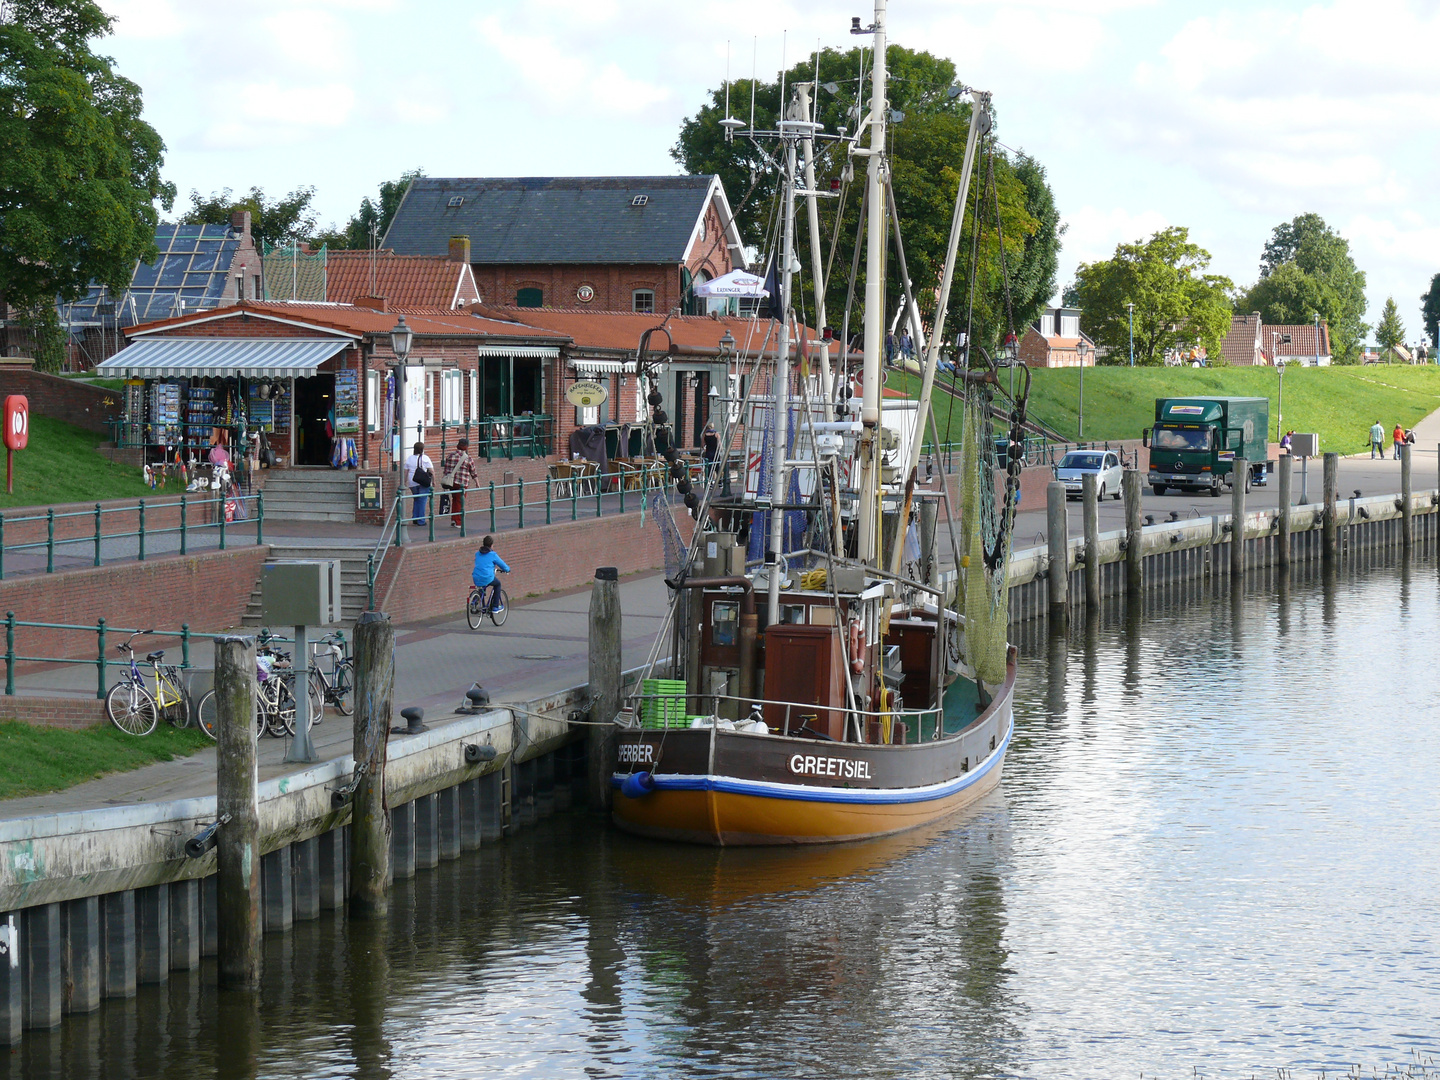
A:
[476, 344, 560, 358]
[96, 337, 350, 378]
[568, 358, 636, 374]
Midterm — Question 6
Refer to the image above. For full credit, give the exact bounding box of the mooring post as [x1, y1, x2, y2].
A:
[214, 635, 260, 992]
[1082, 472, 1100, 612]
[1322, 452, 1339, 562]
[587, 567, 621, 814]
[1046, 482, 1068, 623]
[1123, 469, 1143, 597]
[1230, 458, 1248, 581]
[349, 611, 393, 918]
[1278, 454, 1293, 569]
[1401, 441, 1413, 552]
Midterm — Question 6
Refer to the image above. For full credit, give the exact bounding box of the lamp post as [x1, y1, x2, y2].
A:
[1126, 301, 1135, 367]
[1276, 358, 1286, 441]
[390, 315, 414, 544]
[1076, 337, 1090, 440]
[1313, 311, 1320, 367]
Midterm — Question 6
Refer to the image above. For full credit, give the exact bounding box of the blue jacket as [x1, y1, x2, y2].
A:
[472, 549, 510, 587]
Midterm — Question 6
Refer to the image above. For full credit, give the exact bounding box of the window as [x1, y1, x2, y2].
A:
[424, 372, 435, 427]
[447, 195, 464, 207]
[516, 287, 543, 308]
[366, 370, 380, 432]
[712, 601, 739, 647]
[577, 405, 599, 426]
[469, 371, 479, 423]
[632, 289, 655, 313]
[441, 370, 464, 424]
[630, 194, 649, 207]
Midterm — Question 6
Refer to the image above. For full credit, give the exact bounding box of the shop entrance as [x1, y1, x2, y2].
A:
[294, 374, 335, 466]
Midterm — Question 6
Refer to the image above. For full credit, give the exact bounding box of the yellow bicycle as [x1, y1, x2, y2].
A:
[108, 631, 190, 736]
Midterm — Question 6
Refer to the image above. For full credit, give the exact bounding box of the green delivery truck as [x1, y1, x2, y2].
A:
[1143, 397, 1272, 497]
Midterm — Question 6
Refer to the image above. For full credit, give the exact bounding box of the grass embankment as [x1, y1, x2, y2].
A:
[0, 720, 212, 800]
[900, 366, 1440, 454]
[0, 413, 153, 510]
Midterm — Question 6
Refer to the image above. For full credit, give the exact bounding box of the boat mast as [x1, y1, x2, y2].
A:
[765, 104, 800, 627]
[854, 0, 887, 565]
[795, 81, 834, 423]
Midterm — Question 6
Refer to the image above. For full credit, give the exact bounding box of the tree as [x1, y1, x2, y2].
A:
[1375, 297, 1405, 351]
[1421, 273, 1440, 349]
[180, 186, 318, 251]
[671, 45, 1057, 350]
[1073, 227, 1234, 366]
[0, 0, 174, 365]
[1241, 212, 1368, 363]
[313, 169, 424, 250]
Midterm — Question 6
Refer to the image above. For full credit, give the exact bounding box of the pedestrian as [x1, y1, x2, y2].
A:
[440, 438, 478, 529]
[1280, 430, 1293, 454]
[1393, 423, 1405, 460]
[702, 420, 719, 479]
[885, 331, 896, 367]
[404, 441, 433, 525]
[1369, 419, 1384, 459]
[898, 330, 913, 363]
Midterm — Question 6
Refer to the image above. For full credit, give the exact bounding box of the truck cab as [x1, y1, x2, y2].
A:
[1145, 397, 1270, 497]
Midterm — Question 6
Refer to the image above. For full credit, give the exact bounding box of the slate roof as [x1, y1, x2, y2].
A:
[325, 250, 480, 309]
[383, 176, 724, 265]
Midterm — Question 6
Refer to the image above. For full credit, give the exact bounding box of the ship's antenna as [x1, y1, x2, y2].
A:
[724, 39, 731, 118]
[749, 36, 757, 133]
[779, 30, 787, 114]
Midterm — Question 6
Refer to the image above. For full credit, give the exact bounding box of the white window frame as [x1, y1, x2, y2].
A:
[366, 370, 380, 432]
[425, 372, 435, 427]
[441, 370, 463, 424]
[469, 370, 479, 423]
[632, 289, 655, 313]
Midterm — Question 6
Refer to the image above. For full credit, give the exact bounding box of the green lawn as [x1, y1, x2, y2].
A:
[900, 365, 1440, 455]
[0, 413, 154, 510]
[0, 719, 212, 800]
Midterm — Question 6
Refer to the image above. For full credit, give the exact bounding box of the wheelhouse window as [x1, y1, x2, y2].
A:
[632, 289, 655, 313]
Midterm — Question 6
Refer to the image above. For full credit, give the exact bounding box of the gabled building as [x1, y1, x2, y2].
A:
[383, 176, 745, 316]
[1018, 306, 1093, 368]
[324, 241, 482, 309]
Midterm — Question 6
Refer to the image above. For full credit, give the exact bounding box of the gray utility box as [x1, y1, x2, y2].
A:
[1290, 433, 1319, 458]
[262, 560, 342, 626]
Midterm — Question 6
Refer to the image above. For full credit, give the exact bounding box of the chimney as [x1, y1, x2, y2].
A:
[353, 295, 389, 312]
[448, 235, 471, 264]
[230, 210, 252, 237]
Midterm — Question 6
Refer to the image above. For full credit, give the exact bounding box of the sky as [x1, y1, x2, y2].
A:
[99, 0, 1440, 342]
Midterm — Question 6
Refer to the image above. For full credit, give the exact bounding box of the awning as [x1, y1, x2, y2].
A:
[96, 337, 349, 378]
[476, 345, 560, 358]
[694, 269, 770, 298]
[568, 358, 637, 375]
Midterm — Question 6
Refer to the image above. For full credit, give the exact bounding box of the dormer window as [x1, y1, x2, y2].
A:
[447, 196, 464, 207]
[630, 195, 649, 207]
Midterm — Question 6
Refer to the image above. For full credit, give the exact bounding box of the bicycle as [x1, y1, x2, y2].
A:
[308, 631, 353, 717]
[107, 631, 190, 736]
[195, 642, 314, 740]
[467, 582, 509, 629]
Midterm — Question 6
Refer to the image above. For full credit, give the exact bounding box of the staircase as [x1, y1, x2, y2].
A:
[258, 469, 357, 523]
[242, 543, 375, 626]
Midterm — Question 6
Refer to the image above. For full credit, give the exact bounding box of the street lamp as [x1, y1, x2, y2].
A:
[1271, 331, 1291, 439]
[1126, 301, 1135, 367]
[390, 315, 414, 543]
[1076, 337, 1090, 440]
[1313, 312, 1320, 367]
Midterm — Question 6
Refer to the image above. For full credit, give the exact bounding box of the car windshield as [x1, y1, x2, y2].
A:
[1152, 425, 1213, 452]
[1059, 453, 1103, 470]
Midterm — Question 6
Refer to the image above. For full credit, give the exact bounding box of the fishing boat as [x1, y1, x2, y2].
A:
[610, 0, 1030, 846]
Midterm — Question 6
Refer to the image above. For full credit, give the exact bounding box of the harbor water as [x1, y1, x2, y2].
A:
[16, 560, 1440, 1079]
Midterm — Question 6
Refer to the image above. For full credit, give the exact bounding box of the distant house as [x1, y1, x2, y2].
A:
[1218, 313, 1332, 366]
[1218, 313, 1264, 366]
[1018, 307, 1094, 368]
[324, 240, 481, 310]
[382, 176, 745, 316]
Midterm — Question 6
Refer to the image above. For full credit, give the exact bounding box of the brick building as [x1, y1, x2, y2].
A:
[1018, 307, 1094, 368]
[382, 176, 745, 316]
[1218, 312, 1332, 366]
[323, 240, 482, 309]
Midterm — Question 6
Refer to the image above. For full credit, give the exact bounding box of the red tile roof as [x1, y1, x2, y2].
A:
[475, 305, 817, 358]
[325, 250, 480, 309]
[128, 301, 567, 341]
[1219, 313, 1263, 365]
[1266, 322, 1331, 360]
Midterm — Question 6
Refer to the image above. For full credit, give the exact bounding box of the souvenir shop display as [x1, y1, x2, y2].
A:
[333, 369, 359, 434]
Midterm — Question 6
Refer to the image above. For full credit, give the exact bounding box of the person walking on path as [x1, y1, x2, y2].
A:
[441, 438, 479, 528]
[471, 535, 511, 614]
[1370, 420, 1385, 459]
[1393, 423, 1405, 460]
[405, 441, 434, 525]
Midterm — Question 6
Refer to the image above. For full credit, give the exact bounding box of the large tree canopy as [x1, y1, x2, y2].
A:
[1074, 227, 1234, 366]
[180, 186, 318, 251]
[0, 0, 173, 324]
[671, 44, 1059, 351]
[1421, 273, 1440, 349]
[1240, 213, 1368, 363]
[314, 169, 424, 251]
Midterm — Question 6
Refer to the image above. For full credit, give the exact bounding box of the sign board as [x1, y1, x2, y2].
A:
[1290, 433, 1319, 458]
[3, 396, 28, 451]
[357, 474, 383, 510]
[263, 560, 341, 626]
[565, 380, 609, 408]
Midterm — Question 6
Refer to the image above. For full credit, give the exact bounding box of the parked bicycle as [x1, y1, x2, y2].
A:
[308, 630, 353, 716]
[195, 640, 317, 740]
[108, 630, 190, 736]
[467, 582, 509, 629]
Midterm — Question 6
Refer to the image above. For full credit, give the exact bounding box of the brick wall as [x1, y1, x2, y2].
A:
[0, 367, 119, 434]
[473, 264, 684, 315]
[0, 696, 108, 729]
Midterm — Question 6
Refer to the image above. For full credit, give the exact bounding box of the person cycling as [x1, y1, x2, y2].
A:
[471, 535, 511, 614]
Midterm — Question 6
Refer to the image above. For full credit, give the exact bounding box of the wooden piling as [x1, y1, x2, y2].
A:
[1123, 469, 1143, 597]
[587, 567, 621, 814]
[1278, 454, 1292, 568]
[349, 611, 393, 919]
[1046, 482, 1068, 623]
[1231, 458, 1248, 580]
[214, 634, 261, 992]
[1082, 472, 1100, 612]
[1401, 441, 1413, 551]
[1322, 452, 1339, 562]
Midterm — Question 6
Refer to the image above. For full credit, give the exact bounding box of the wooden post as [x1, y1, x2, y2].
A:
[1322, 452, 1339, 562]
[1082, 472, 1100, 612]
[1230, 458, 1248, 581]
[1046, 482, 1068, 623]
[1123, 469, 1143, 597]
[1401, 441, 1413, 552]
[214, 635, 260, 992]
[349, 611, 393, 919]
[1277, 454, 1292, 569]
[587, 567, 621, 814]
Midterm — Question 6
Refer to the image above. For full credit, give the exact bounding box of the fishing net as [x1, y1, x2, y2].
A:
[959, 385, 1017, 686]
[262, 243, 327, 302]
[649, 488, 685, 581]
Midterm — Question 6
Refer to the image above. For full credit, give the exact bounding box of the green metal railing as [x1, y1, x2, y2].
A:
[0, 492, 264, 581]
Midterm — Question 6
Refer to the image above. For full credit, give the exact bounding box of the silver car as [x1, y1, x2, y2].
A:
[1055, 450, 1123, 501]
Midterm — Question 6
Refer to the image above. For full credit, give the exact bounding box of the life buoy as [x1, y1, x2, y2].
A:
[848, 617, 865, 674]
